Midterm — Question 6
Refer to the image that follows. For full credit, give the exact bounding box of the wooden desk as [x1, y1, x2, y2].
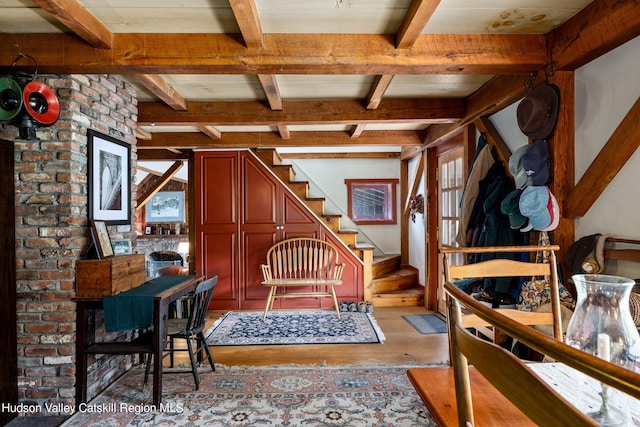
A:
[73, 275, 203, 406]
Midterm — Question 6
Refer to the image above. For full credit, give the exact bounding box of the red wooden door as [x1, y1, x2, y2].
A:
[195, 151, 240, 310]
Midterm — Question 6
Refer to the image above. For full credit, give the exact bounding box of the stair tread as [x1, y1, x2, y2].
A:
[339, 229, 359, 235]
[374, 268, 417, 279]
[355, 243, 375, 250]
[373, 255, 400, 264]
[375, 286, 423, 295]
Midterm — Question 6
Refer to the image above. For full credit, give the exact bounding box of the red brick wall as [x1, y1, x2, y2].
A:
[0, 74, 139, 413]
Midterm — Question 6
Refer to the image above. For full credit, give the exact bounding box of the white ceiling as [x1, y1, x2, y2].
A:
[0, 0, 598, 146]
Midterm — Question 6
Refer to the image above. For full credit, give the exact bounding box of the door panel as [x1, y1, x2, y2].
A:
[195, 152, 239, 310]
[240, 153, 283, 309]
[201, 231, 238, 309]
[437, 146, 464, 314]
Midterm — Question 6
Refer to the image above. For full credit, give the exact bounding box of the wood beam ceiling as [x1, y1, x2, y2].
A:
[137, 131, 424, 149]
[137, 99, 464, 127]
[0, 33, 548, 75]
[550, 0, 640, 71]
[31, 0, 113, 49]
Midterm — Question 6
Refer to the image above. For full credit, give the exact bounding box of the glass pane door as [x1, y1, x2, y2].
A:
[437, 146, 464, 314]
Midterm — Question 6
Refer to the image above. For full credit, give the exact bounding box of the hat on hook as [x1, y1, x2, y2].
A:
[0, 76, 23, 121]
[22, 81, 60, 125]
[517, 82, 560, 140]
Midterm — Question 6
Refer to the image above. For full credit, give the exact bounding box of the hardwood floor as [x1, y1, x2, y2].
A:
[196, 306, 450, 367]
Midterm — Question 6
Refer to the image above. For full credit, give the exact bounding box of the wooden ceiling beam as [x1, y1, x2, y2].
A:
[133, 74, 187, 111]
[475, 116, 511, 167]
[549, 0, 640, 72]
[32, 0, 113, 49]
[395, 0, 441, 49]
[137, 130, 424, 149]
[403, 152, 424, 214]
[135, 127, 152, 140]
[350, 124, 366, 138]
[366, 75, 394, 110]
[138, 99, 463, 126]
[279, 152, 400, 159]
[423, 73, 536, 147]
[197, 125, 222, 139]
[277, 125, 290, 139]
[0, 33, 547, 75]
[137, 150, 191, 161]
[228, 0, 263, 48]
[258, 74, 283, 110]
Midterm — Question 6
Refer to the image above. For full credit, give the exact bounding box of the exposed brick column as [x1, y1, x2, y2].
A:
[0, 74, 138, 413]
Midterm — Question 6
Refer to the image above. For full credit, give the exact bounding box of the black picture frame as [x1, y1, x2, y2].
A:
[88, 129, 131, 225]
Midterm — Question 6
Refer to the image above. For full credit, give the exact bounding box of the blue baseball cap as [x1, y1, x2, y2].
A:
[519, 186, 551, 231]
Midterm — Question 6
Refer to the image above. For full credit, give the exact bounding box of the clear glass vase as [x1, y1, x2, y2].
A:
[565, 274, 640, 426]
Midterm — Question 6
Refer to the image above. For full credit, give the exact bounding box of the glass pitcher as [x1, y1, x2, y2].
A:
[565, 274, 640, 425]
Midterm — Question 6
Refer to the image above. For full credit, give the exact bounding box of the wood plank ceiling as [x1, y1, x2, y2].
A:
[1, 0, 639, 160]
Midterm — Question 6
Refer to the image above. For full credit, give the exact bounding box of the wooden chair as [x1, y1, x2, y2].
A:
[144, 275, 218, 390]
[408, 282, 640, 427]
[261, 237, 345, 320]
[441, 245, 563, 343]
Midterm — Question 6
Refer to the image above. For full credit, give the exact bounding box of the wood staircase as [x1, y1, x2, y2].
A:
[254, 148, 424, 307]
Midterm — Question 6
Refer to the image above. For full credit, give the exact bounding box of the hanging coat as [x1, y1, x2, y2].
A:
[455, 136, 496, 246]
[466, 161, 506, 249]
[476, 175, 522, 296]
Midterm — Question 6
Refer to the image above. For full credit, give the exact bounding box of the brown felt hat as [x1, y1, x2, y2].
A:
[517, 83, 560, 140]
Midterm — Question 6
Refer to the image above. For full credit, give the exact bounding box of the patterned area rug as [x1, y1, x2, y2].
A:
[206, 310, 385, 345]
[61, 365, 437, 426]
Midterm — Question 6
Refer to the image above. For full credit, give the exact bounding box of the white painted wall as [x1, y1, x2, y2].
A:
[492, 35, 640, 277]
[573, 36, 640, 277]
[288, 157, 402, 255]
[408, 155, 426, 285]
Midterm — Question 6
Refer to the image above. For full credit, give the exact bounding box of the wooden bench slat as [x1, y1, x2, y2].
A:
[407, 367, 537, 427]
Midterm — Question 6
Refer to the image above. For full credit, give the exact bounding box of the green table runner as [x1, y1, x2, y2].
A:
[103, 275, 196, 333]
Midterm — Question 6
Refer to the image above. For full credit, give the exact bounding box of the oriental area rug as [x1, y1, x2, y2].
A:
[61, 364, 438, 426]
[206, 310, 386, 346]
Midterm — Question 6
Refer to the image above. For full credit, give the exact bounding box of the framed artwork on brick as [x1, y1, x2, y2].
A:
[90, 220, 114, 259]
[88, 129, 131, 225]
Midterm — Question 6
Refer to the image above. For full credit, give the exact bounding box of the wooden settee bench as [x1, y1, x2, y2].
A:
[260, 237, 345, 320]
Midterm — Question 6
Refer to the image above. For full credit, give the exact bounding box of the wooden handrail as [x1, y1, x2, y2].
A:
[445, 282, 640, 400]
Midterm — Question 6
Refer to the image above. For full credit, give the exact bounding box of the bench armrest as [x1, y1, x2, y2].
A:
[261, 264, 272, 281]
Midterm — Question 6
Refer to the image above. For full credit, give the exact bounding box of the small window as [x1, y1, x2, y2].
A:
[345, 179, 398, 225]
